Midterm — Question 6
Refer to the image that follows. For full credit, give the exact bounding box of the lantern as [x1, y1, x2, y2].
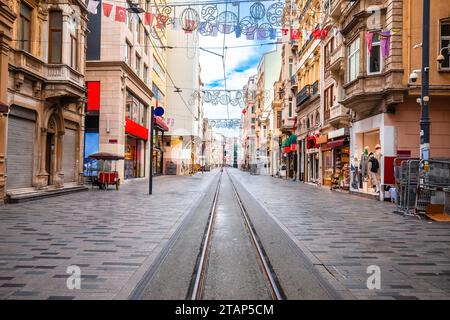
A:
[290, 143, 297, 151]
[250, 2, 266, 21]
[284, 146, 291, 153]
[180, 7, 200, 33]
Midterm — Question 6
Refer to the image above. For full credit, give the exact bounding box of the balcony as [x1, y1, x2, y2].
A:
[330, 0, 346, 20]
[11, 49, 44, 76]
[280, 117, 296, 132]
[296, 84, 311, 109]
[329, 104, 350, 127]
[45, 64, 84, 88]
[312, 80, 319, 96]
[328, 44, 345, 75]
[290, 74, 298, 92]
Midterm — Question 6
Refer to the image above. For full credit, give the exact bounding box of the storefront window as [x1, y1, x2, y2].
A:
[323, 149, 333, 185]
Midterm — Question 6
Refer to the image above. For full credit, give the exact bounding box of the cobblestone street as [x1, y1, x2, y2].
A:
[1, 169, 450, 300]
[0, 173, 216, 300]
[229, 170, 450, 300]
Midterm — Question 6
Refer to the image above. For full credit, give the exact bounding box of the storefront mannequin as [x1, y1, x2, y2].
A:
[360, 147, 369, 180]
[351, 156, 359, 190]
[368, 152, 380, 193]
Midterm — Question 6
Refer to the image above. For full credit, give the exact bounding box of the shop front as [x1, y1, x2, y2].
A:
[153, 115, 169, 175]
[306, 134, 320, 184]
[350, 113, 396, 200]
[327, 128, 350, 191]
[124, 118, 148, 179]
[281, 135, 297, 179]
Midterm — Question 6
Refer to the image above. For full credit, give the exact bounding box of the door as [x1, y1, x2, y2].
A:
[63, 128, 77, 182]
[6, 116, 35, 189]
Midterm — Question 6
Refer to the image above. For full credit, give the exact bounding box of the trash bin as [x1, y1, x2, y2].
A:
[444, 187, 450, 214]
[166, 161, 177, 175]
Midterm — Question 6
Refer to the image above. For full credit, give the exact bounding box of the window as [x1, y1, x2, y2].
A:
[143, 64, 149, 83]
[19, 2, 32, 52]
[127, 3, 132, 31]
[367, 33, 382, 74]
[125, 41, 132, 65]
[144, 31, 149, 55]
[152, 83, 165, 104]
[324, 37, 334, 67]
[49, 11, 62, 63]
[134, 15, 140, 43]
[153, 55, 166, 81]
[324, 84, 334, 118]
[288, 97, 293, 117]
[135, 53, 141, 75]
[440, 20, 450, 69]
[289, 58, 293, 78]
[70, 34, 78, 69]
[348, 37, 360, 82]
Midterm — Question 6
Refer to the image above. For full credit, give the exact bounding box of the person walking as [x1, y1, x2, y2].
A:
[368, 152, 380, 193]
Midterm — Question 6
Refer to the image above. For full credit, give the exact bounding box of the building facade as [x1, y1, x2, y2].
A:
[85, 0, 170, 182]
[2, 0, 88, 202]
[164, 28, 203, 175]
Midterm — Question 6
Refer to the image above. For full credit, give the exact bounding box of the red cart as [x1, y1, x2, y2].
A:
[88, 152, 124, 190]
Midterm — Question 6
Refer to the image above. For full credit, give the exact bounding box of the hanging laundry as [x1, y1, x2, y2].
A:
[380, 30, 391, 59]
[102, 2, 113, 18]
[87, 0, 100, 14]
[144, 12, 154, 26]
[366, 32, 374, 56]
[115, 6, 127, 23]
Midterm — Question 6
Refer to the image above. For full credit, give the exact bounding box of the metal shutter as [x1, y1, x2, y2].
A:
[6, 116, 35, 189]
[63, 128, 77, 182]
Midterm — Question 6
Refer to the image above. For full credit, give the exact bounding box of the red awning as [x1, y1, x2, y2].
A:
[154, 116, 169, 131]
[125, 118, 149, 140]
[327, 138, 345, 148]
[306, 135, 317, 149]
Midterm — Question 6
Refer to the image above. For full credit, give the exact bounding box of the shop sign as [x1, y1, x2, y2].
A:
[109, 139, 118, 144]
[328, 127, 349, 139]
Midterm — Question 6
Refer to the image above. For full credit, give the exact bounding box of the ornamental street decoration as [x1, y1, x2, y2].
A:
[188, 89, 274, 107]
[208, 119, 242, 129]
[87, 1, 306, 40]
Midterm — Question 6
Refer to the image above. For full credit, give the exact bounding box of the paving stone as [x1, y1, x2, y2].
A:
[0, 173, 216, 300]
[229, 170, 450, 300]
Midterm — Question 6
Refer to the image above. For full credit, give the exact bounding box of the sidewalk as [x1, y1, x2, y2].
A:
[0, 171, 217, 300]
[230, 170, 450, 300]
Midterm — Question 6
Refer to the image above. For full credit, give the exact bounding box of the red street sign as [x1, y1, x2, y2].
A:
[109, 139, 118, 144]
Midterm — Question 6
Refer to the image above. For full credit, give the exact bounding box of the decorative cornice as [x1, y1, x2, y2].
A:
[86, 60, 154, 98]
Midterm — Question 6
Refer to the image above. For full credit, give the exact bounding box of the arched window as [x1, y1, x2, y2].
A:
[440, 18, 450, 69]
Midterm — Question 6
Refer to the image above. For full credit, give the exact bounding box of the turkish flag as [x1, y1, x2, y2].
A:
[144, 12, 153, 26]
[281, 28, 289, 36]
[320, 28, 329, 40]
[290, 28, 300, 41]
[115, 6, 126, 23]
[313, 28, 322, 40]
[102, 3, 113, 17]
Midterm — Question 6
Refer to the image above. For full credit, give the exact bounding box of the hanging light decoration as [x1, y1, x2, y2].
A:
[180, 7, 200, 33]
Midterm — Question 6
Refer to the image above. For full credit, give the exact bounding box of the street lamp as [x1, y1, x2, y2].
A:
[420, 0, 430, 161]
[437, 46, 450, 64]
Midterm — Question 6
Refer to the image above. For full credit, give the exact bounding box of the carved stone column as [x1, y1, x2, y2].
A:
[54, 130, 64, 188]
[36, 127, 49, 189]
[0, 1, 15, 202]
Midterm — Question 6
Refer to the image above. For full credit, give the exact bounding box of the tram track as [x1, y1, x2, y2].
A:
[187, 169, 286, 300]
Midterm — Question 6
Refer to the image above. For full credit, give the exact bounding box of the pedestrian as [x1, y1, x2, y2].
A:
[368, 152, 380, 193]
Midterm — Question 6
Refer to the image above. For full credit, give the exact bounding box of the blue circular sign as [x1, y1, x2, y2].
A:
[154, 106, 165, 116]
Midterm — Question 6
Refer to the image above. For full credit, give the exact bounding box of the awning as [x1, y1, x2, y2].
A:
[317, 134, 328, 144]
[154, 116, 169, 131]
[327, 138, 345, 148]
[306, 135, 318, 149]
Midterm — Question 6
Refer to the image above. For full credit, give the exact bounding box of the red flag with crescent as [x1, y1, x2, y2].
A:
[115, 6, 126, 23]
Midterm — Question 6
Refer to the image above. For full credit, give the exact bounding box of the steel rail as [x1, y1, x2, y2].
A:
[190, 172, 222, 300]
[226, 169, 285, 300]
